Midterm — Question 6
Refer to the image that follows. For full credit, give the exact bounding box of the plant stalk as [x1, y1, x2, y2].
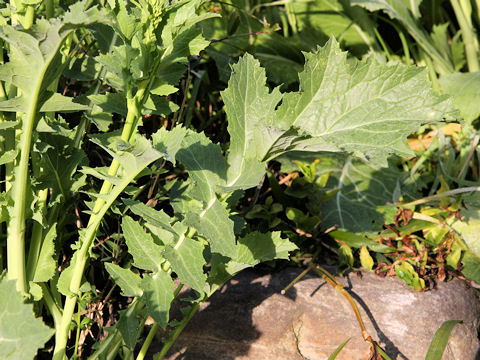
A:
[156, 302, 201, 359]
[136, 323, 159, 360]
[53, 86, 147, 360]
[451, 0, 480, 72]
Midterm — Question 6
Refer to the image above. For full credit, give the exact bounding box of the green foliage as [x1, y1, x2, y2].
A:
[0, 0, 474, 359]
[425, 320, 462, 360]
[0, 278, 54, 359]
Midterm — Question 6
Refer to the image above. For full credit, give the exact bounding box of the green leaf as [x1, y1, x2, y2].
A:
[439, 72, 480, 125]
[270, 38, 451, 165]
[307, 155, 401, 232]
[226, 231, 297, 275]
[143, 95, 179, 116]
[105, 263, 143, 297]
[329, 230, 394, 253]
[32, 225, 56, 282]
[395, 262, 425, 290]
[359, 246, 374, 271]
[39, 93, 88, 112]
[0, 278, 54, 359]
[124, 199, 177, 235]
[141, 272, 175, 329]
[451, 208, 480, 258]
[184, 198, 236, 258]
[88, 92, 127, 116]
[163, 237, 207, 293]
[116, 308, 140, 349]
[425, 320, 462, 360]
[350, 0, 453, 74]
[0, 150, 17, 166]
[328, 338, 351, 360]
[0, 121, 18, 130]
[152, 126, 187, 164]
[460, 251, 480, 284]
[175, 130, 226, 202]
[122, 216, 164, 273]
[221, 53, 282, 190]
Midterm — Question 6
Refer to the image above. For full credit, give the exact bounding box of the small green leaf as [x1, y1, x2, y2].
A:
[105, 263, 143, 297]
[329, 230, 394, 253]
[184, 198, 236, 258]
[124, 199, 177, 235]
[122, 216, 164, 273]
[163, 237, 207, 293]
[395, 262, 425, 291]
[32, 224, 56, 282]
[117, 308, 140, 349]
[143, 95, 179, 116]
[39, 93, 88, 112]
[359, 246, 374, 271]
[141, 272, 175, 329]
[328, 338, 351, 360]
[338, 243, 354, 275]
[88, 92, 127, 116]
[460, 251, 480, 284]
[0, 279, 54, 359]
[425, 320, 462, 360]
[176, 130, 226, 202]
[0, 149, 17, 166]
[152, 126, 187, 164]
[231, 231, 297, 267]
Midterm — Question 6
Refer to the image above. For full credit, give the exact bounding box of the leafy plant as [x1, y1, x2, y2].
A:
[0, 1, 457, 359]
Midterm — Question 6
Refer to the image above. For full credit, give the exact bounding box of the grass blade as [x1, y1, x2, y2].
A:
[425, 320, 462, 360]
[328, 338, 351, 360]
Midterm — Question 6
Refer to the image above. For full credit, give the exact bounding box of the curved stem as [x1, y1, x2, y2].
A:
[156, 303, 201, 360]
[53, 87, 147, 360]
[136, 323, 159, 360]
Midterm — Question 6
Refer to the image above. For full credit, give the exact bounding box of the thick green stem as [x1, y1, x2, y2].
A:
[45, 0, 54, 19]
[7, 86, 43, 294]
[53, 86, 147, 360]
[451, 0, 480, 72]
[136, 323, 159, 360]
[23, 5, 35, 29]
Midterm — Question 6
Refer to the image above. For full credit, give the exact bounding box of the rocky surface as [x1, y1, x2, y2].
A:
[150, 268, 480, 360]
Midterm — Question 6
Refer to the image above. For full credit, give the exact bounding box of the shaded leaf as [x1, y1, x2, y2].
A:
[176, 130, 226, 202]
[184, 198, 236, 258]
[105, 263, 143, 297]
[141, 272, 175, 329]
[122, 216, 163, 273]
[163, 237, 207, 292]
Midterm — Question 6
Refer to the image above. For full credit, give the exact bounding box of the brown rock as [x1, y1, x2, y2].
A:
[151, 268, 480, 360]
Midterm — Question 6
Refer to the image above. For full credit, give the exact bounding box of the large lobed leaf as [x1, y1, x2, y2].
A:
[306, 155, 402, 232]
[271, 38, 451, 164]
[221, 54, 282, 190]
[224, 38, 451, 167]
[0, 279, 54, 359]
